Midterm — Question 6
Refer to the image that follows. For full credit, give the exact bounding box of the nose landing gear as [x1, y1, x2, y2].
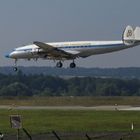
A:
[13, 59, 18, 72]
[13, 67, 18, 72]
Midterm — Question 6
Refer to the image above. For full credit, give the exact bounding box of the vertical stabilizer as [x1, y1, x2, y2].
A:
[123, 26, 135, 45]
[134, 27, 140, 40]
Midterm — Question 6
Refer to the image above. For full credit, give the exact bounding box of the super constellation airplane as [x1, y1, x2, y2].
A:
[5, 25, 140, 71]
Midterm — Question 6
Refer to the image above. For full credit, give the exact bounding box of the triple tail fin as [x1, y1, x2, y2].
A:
[123, 25, 140, 45]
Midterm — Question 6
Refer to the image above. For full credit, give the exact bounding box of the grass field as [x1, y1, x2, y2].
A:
[0, 96, 140, 106]
[0, 109, 140, 134]
[0, 96, 140, 137]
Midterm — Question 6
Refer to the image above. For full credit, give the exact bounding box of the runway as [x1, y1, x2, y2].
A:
[0, 105, 140, 111]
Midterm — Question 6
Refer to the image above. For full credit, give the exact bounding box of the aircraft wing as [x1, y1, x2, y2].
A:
[34, 41, 77, 59]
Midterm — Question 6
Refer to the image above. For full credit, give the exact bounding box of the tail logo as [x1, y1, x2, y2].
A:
[127, 30, 132, 37]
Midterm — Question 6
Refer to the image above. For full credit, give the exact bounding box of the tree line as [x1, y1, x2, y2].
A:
[1, 67, 140, 79]
[0, 71, 140, 96]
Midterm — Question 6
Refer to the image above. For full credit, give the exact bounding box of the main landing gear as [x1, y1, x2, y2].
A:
[70, 62, 76, 68]
[56, 61, 63, 68]
[69, 60, 76, 68]
[56, 60, 76, 68]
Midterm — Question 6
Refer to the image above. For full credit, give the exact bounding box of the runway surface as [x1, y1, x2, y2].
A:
[0, 105, 140, 110]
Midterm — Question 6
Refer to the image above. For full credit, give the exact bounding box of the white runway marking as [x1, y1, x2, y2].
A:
[120, 107, 140, 111]
[0, 105, 139, 111]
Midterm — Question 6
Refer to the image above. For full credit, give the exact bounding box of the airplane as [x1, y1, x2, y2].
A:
[5, 25, 140, 71]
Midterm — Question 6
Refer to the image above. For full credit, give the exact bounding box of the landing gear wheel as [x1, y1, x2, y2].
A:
[70, 62, 76, 68]
[13, 67, 18, 72]
[56, 61, 63, 68]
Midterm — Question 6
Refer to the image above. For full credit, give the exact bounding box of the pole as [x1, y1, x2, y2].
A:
[17, 129, 19, 140]
[52, 131, 61, 140]
[85, 134, 92, 140]
[22, 128, 32, 140]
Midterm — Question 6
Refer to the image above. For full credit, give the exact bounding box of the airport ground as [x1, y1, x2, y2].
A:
[0, 96, 140, 106]
[0, 96, 140, 139]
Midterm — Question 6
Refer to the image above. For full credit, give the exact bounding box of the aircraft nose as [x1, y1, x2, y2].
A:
[5, 54, 10, 58]
[5, 52, 15, 58]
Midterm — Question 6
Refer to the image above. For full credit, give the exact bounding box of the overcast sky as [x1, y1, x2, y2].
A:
[1, 0, 140, 68]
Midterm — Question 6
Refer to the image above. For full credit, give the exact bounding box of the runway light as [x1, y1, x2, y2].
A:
[131, 122, 134, 131]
